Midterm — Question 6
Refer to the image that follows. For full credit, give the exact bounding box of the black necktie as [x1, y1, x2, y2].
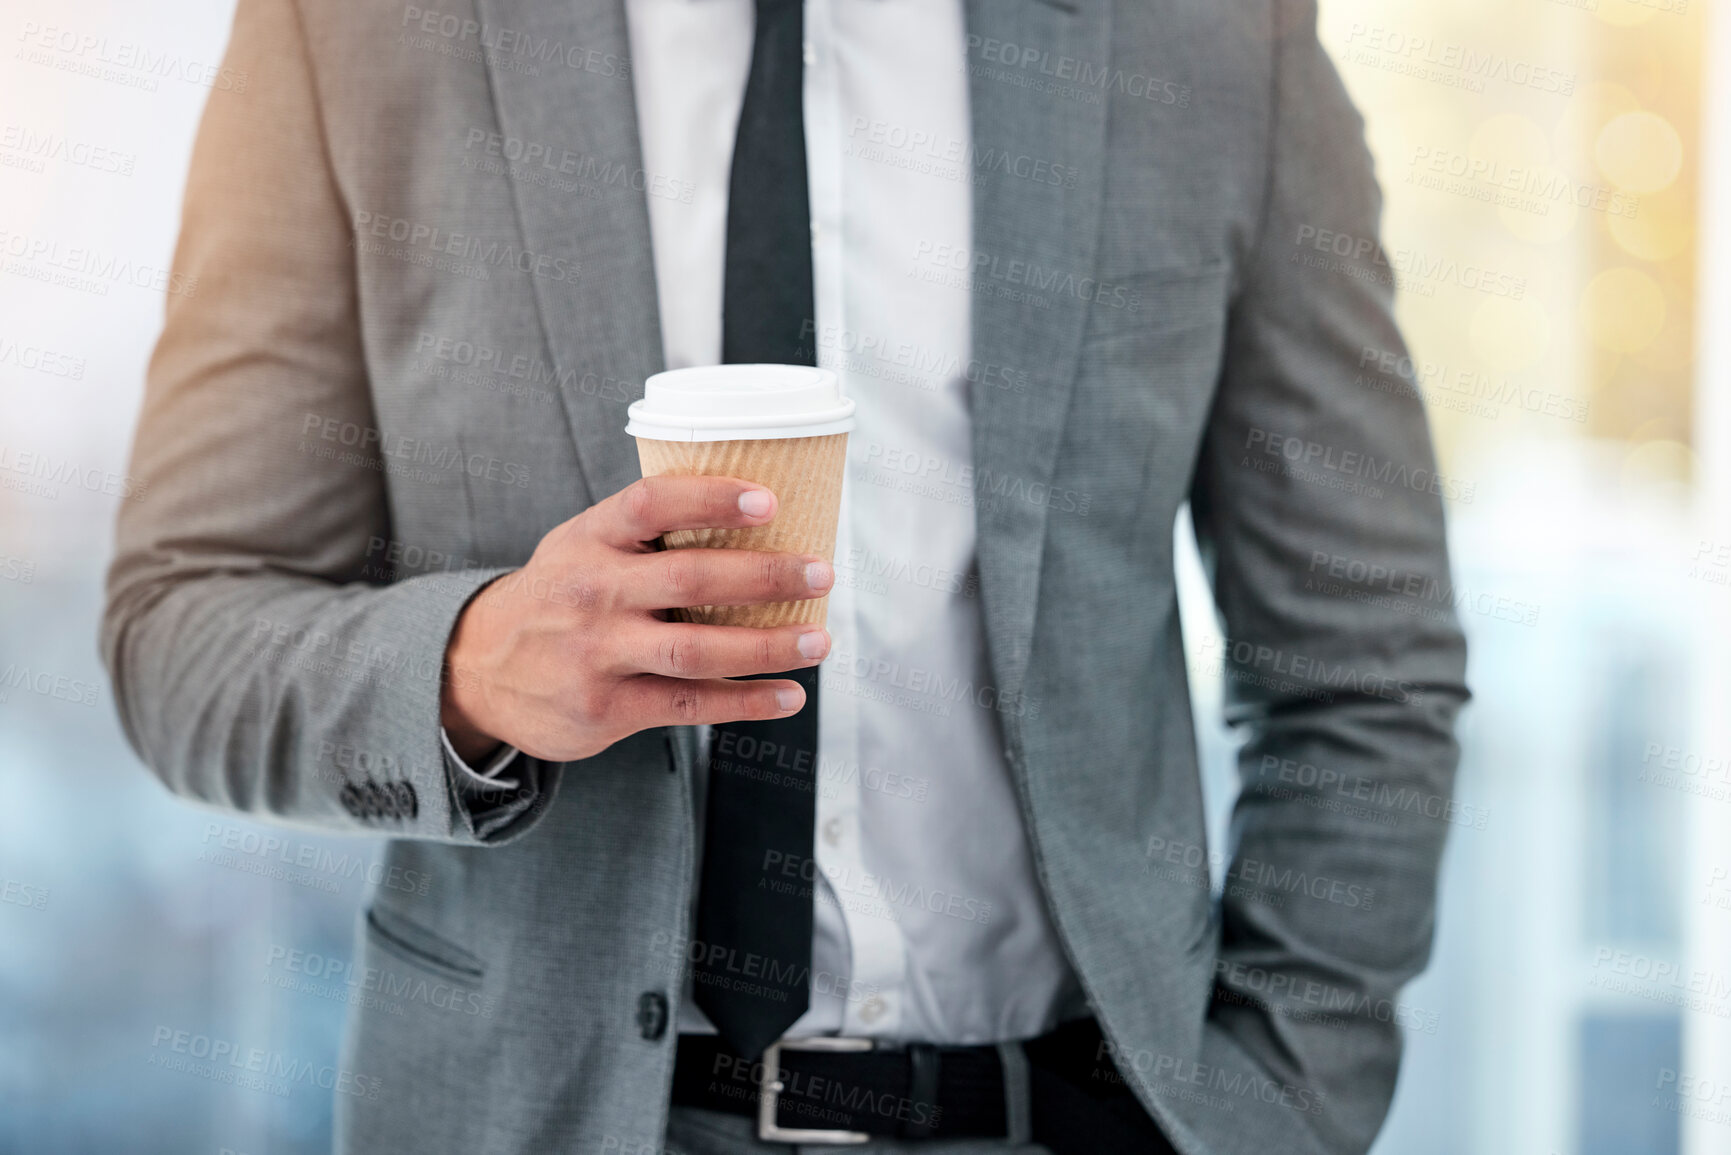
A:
[692, 0, 820, 1062]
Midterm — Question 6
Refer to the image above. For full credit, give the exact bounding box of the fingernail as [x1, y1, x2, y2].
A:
[805, 561, 833, 590]
[738, 490, 773, 518]
[776, 687, 803, 713]
[797, 630, 829, 660]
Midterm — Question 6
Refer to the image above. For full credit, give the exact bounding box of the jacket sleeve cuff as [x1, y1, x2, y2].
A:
[438, 730, 558, 845]
[440, 728, 524, 789]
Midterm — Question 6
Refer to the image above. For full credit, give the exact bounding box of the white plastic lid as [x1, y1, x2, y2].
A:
[626, 364, 856, 442]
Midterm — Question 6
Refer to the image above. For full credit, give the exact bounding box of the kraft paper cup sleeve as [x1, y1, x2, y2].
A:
[634, 432, 849, 629]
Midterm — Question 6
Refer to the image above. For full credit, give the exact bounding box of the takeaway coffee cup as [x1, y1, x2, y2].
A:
[625, 364, 855, 628]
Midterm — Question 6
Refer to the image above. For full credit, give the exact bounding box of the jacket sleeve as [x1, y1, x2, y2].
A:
[99, 0, 559, 845]
[1187, 4, 1471, 1151]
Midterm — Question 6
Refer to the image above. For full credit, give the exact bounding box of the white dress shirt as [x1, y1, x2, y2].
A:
[453, 0, 1082, 1046]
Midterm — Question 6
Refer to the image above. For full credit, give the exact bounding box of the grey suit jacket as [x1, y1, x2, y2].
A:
[102, 1, 1469, 1152]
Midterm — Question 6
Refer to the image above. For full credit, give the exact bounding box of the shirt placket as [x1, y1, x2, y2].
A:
[803, 0, 905, 1040]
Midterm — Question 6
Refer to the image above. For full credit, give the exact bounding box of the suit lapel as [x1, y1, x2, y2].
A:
[965, 0, 1112, 706]
[476, 0, 1109, 714]
[476, 0, 661, 507]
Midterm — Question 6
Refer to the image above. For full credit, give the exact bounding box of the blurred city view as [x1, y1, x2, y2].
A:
[1, 0, 1725, 1152]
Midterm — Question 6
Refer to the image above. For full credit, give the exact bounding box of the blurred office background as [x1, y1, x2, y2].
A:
[2, 0, 1727, 1151]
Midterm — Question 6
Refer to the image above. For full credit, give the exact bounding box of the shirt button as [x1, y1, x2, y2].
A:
[803, 42, 816, 66]
[810, 221, 822, 245]
[636, 991, 669, 1041]
[823, 817, 844, 846]
[859, 995, 887, 1023]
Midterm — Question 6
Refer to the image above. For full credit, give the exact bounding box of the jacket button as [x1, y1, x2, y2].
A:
[637, 991, 669, 1041]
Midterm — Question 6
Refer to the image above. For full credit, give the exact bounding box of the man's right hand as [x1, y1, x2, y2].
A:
[439, 475, 834, 765]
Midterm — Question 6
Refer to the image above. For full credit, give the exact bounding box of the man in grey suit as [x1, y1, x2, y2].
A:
[102, 0, 1469, 1152]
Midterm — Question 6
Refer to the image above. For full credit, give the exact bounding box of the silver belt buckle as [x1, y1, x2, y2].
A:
[757, 1036, 875, 1145]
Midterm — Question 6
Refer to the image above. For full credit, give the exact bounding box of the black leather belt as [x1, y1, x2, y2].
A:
[671, 1016, 1169, 1148]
